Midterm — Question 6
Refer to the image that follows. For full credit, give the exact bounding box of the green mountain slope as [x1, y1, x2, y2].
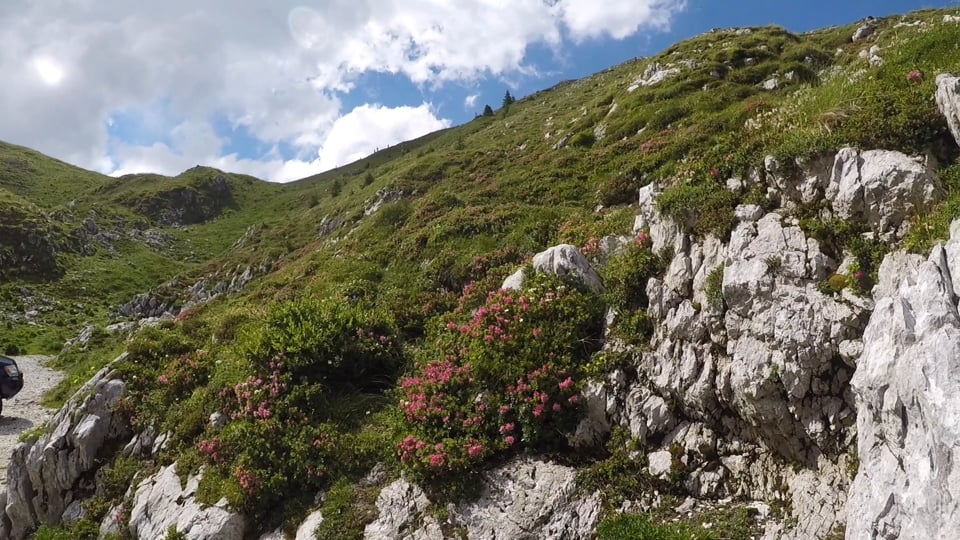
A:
[11, 7, 960, 538]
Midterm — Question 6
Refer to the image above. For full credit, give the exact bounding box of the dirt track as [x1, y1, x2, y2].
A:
[0, 355, 63, 486]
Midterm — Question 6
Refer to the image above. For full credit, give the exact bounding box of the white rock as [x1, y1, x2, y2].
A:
[734, 204, 764, 223]
[827, 147, 940, 238]
[367, 459, 600, 540]
[364, 479, 439, 540]
[846, 223, 960, 538]
[648, 450, 673, 478]
[635, 182, 683, 254]
[936, 74, 960, 149]
[874, 250, 925, 300]
[502, 245, 603, 294]
[628, 63, 681, 91]
[453, 458, 602, 539]
[294, 509, 324, 540]
[4, 360, 131, 540]
[128, 464, 246, 540]
[852, 23, 877, 41]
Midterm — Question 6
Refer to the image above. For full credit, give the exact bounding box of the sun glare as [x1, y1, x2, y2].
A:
[33, 57, 65, 86]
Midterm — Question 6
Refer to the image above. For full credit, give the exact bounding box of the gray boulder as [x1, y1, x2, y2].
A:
[502, 244, 603, 294]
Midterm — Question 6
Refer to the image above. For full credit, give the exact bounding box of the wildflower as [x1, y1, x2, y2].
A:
[558, 377, 574, 390]
[157, 374, 169, 384]
[552, 403, 562, 412]
[532, 328, 543, 338]
[429, 453, 446, 468]
[908, 69, 923, 82]
[504, 435, 516, 446]
[467, 444, 484, 458]
[854, 270, 865, 281]
[499, 423, 515, 434]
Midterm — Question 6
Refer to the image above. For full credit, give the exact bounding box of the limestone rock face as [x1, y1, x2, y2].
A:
[936, 73, 960, 148]
[364, 479, 442, 540]
[1, 361, 131, 540]
[826, 148, 940, 238]
[365, 459, 600, 540]
[454, 459, 602, 540]
[502, 244, 603, 293]
[128, 463, 246, 540]
[846, 220, 960, 539]
[721, 214, 865, 462]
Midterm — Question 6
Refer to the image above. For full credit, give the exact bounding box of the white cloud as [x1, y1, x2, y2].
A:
[0, 0, 685, 182]
[317, 104, 451, 172]
[464, 94, 479, 109]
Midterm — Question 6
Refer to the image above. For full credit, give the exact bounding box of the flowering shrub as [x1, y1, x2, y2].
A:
[153, 350, 210, 403]
[397, 273, 603, 479]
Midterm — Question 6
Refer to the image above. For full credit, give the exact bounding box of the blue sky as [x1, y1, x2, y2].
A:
[0, 0, 956, 182]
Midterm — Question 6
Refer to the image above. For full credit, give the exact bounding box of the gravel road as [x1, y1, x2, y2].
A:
[0, 355, 63, 486]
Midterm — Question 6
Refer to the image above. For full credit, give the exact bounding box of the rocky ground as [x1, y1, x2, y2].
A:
[0, 356, 62, 487]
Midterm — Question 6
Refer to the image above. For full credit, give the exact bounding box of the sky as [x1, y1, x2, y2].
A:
[0, 0, 956, 183]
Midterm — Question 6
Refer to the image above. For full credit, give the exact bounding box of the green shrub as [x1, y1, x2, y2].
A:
[705, 265, 724, 309]
[818, 273, 849, 295]
[235, 297, 402, 392]
[396, 273, 604, 481]
[604, 241, 665, 312]
[314, 480, 379, 540]
[657, 182, 738, 239]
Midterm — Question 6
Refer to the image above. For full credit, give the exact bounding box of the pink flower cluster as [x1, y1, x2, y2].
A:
[219, 362, 285, 421]
[155, 351, 206, 389]
[507, 365, 581, 423]
[198, 437, 224, 463]
[234, 466, 261, 495]
[908, 69, 923, 82]
[636, 231, 651, 247]
[581, 236, 601, 256]
[399, 360, 473, 422]
[355, 327, 393, 348]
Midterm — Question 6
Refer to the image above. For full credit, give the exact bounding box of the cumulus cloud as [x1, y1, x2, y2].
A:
[0, 0, 685, 182]
[464, 94, 479, 109]
[317, 104, 451, 171]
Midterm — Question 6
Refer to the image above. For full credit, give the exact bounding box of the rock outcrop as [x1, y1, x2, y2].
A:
[128, 463, 246, 540]
[365, 458, 600, 540]
[846, 220, 960, 539]
[936, 73, 960, 148]
[1, 360, 130, 539]
[826, 148, 940, 238]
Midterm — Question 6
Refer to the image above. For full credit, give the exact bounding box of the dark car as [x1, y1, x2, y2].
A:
[0, 356, 24, 416]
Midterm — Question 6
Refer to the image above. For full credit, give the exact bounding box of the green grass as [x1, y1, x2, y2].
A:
[596, 509, 759, 540]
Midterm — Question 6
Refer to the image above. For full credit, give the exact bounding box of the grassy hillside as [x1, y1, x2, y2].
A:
[14, 7, 960, 538]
